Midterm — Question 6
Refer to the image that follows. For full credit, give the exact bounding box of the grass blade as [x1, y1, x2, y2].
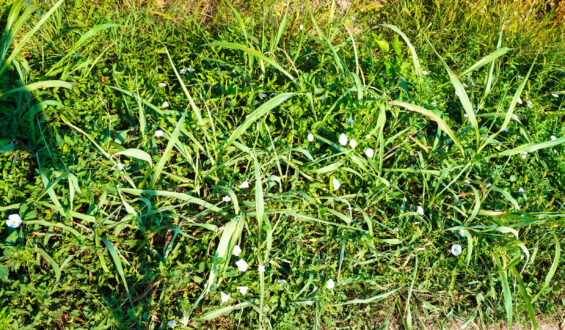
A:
[224, 93, 297, 148]
[381, 24, 422, 78]
[150, 109, 187, 188]
[102, 238, 132, 303]
[498, 136, 565, 157]
[205, 42, 295, 80]
[460, 47, 511, 76]
[390, 101, 464, 155]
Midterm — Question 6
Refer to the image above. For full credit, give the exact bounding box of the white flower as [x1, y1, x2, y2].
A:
[6, 214, 22, 228]
[155, 130, 164, 137]
[416, 206, 424, 216]
[464, 179, 470, 185]
[521, 152, 527, 159]
[518, 187, 524, 193]
[258, 265, 265, 273]
[339, 133, 348, 146]
[451, 244, 462, 256]
[220, 292, 230, 303]
[552, 93, 559, 98]
[365, 148, 374, 158]
[299, 24, 304, 30]
[527, 100, 533, 108]
[554, 149, 558, 153]
[232, 245, 242, 256]
[459, 229, 466, 237]
[332, 177, 340, 191]
[167, 320, 178, 328]
[162, 101, 169, 108]
[366, 134, 371, 139]
[349, 139, 357, 149]
[159, 82, 166, 87]
[517, 97, 522, 104]
[179, 68, 187, 74]
[326, 279, 335, 289]
[239, 181, 249, 189]
[238, 286, 248, 295]
[222, 195, 231, 202]
[259, 93, 267, 98]
[188, 67, 194, 72]
[422, 70, 428, 76]
[307, 133, 314, 142]
[345, 118, 354, 124]
[551, 135, 557, 140]
[235, 259, 248, 272]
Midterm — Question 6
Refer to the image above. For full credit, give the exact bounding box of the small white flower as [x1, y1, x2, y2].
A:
[345, 118, 354, 124]
[349, 139, 357, 149]
[307, 133, 314, 142]
[459, 229, 466, 237]
[236, 259, 248, 272]
[422, 70, 428, 76]
[188, 67, 194, 73]
[518, 187, 524, 193]
[259, 93, 267, 98]
[416, 206, 424, 216]
[326, 279, 335, 289]
[521, 152, 527, 159]
[451, 244, 462, 256]
[365, 148, 374, 158]
[527, 100, 533, 108]
[239, 181, 249, 189]
[159, 82, 166, 87]
[162, 101, 169, 108]
[517, 97, 522, 104]
[222, 195, 231, 202]
[232, 245, 242, 256]
[552, 93, 559, 98]
[464, 179, 470, 185]
[551, 135, 557, 140]
[299, 24, 304, 30]
[366, 134, 371, 139]
[332, 177, 340, 191]
[220, 292, 230, 303]
[167, 320, 178, 328]
[554, 149, 558, 153]
[238, 286, 248, 295]
[155, 130, 164, 137]
[339, 133, 348, 146]
[179, 68, 187, 74]
[258, 265, 265, 273]
[6, 214, 22, 228]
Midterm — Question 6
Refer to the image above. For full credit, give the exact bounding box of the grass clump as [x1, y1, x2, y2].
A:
[0, 0, 564, 328]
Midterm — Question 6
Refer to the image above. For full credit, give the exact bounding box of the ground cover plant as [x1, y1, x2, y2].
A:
[1, 0, 564, 328]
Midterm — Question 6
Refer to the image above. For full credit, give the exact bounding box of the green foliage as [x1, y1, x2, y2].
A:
[0, 0, 564, 328]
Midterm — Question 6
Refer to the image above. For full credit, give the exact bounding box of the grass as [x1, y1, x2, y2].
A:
[1, 0, 564, 328]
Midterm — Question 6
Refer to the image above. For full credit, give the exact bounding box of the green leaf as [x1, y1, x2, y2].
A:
[498, 136, 565, 157]
[224, 93, 297, 148]
[114, 148, 153, 166]
[460, 47, 512, 76]
[390, 101, 464, 154]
